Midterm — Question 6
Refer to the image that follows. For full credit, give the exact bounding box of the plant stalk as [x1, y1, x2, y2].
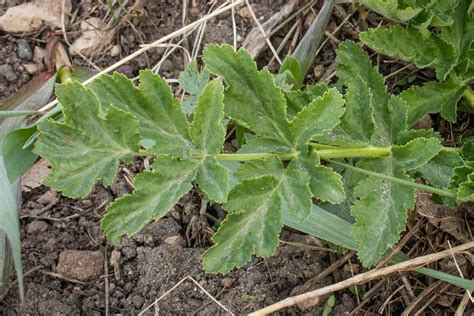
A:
[463, 86, 474, 109]
[326, 159, 457, 198]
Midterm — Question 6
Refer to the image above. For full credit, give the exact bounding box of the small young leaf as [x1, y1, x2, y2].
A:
[178, 61, 210, 113]
[290, 88, 345, 147]
[179, 61, 211, 95]
[279, 56, 303, 89]
[285, 83, 328, 118]
[203, 44, 292, 147]
[101, 157, 198, 244]
[89, 70, 192, 156]
[203, 176, 282, 273]
[34, 82, 141, 198]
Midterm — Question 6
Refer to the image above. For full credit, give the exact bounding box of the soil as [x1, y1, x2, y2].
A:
[1, 1, 471, 315]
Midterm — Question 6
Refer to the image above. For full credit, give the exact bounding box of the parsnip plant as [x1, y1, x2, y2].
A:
[359, 0, 473, 124]
[34, 42, 470, 272]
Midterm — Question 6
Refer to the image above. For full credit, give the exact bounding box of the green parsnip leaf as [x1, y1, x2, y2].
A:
[203, 176, 282, 273]
[352, 158, 416, 266]
[294, 150, 345, 204]
[290, 88, 345, 147]
[190, 80, 226, 155]
[400, 80, 466, 124]
[203, 44, 292, 148]
[316, 42, 445, 266]
[196, 157, 229, 203]
[360, 25, 457, 81]
[34, 82, 141, 198]
[358, 0, 423, 23]
[392, 137, 443, 170]
[89, 70, 192, 156]
[102, 158, 198, 244]
[417, 150, 463, 188]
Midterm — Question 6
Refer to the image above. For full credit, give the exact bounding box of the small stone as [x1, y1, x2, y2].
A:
[131, 295, 144, 308]
[81, 199, 93, 208]
[110, 45, 120, 57]
[27, 221, 49, 234]
[221, 278, 234, 288]
[115, 64, 134, 78]
[33, 46, 46, 63]
[24, 63, 42, 75]
[313, 65, 325, 79]
[57, 250, 104, 282]
[36, 190, 58, 205]
[0, 64, 17, 82]
[17, 39, 33, 60]
[164, 235, 186, 247]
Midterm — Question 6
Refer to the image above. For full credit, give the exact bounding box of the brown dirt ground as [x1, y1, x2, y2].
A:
[0, 1, 472, 315]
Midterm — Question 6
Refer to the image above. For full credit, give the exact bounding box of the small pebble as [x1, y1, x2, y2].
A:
[110, 45, 120, 57]
[17, 39, 33, 60]
[57, 250, 104, 282]
[164, 235, 186, 247]
[24, 63, 42, 75]
[0, 64, 17, 81]
[33, 46, 46, 63]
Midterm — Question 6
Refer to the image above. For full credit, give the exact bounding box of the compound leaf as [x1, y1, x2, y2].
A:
[203, 176, 282, 273]
[34, 82, 141, 198]
[290, 88, 345, 147]
[203, 44, 292, 148]
[89, 70, 192, 156]
[101, 157, 198, 244]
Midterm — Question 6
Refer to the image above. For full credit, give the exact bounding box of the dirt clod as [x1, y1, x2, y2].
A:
[26, 221, 49, 234]
[56, 250, 104, 282]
